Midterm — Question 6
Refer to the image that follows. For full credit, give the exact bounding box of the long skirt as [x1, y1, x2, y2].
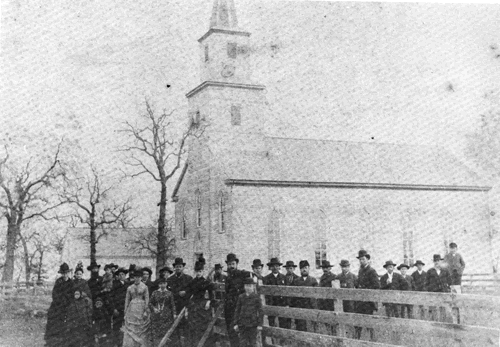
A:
[188, 299, 212, 346]
[150, 308, 174, 346]
[122, 298, 151, 347]
[45, 304, 68, 347]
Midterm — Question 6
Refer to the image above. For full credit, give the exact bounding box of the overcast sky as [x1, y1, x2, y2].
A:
[2, 0, 500, 224]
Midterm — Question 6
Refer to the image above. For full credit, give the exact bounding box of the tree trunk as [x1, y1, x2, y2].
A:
[2, 223, 19, 283]
[19, 234, 31, 283]
[38, 250, 44, 281]
[157, 182, 167, 274]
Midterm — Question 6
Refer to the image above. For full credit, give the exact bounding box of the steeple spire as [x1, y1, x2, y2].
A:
[210, 0, 238, 29]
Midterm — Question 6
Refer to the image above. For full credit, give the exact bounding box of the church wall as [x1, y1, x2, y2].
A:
[229, 185, 492, 277]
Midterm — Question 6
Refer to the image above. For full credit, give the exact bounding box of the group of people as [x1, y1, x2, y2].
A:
[44, 242, 465, 347]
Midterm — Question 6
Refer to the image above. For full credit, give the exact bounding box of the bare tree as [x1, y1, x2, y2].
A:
[129, 219, 176, 262]
[0, 144, 66, 282]
[61, 166, 133, 264]
[121, 100, 198, 273]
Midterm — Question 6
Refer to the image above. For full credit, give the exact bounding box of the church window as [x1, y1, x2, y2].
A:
[218, 191, 226, 233]
[315, 210, 328, 269]
[204, 45, 209, 62]
[196, 190, 202, 227]
[227, 42, 237, 59]
[180, 209, 187, 240]
[231, 105, 241, 126]
[403, 227, 415, 266]
[268, 209, 281, 259]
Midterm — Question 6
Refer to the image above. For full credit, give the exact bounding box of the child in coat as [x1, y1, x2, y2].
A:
[232, 277, 263, 347]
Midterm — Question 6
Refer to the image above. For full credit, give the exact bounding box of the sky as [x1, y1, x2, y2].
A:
[2, 0, 500, 226]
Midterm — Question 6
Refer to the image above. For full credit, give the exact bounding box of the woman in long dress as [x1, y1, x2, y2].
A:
[149, 278, 176, 346]
[122, 269, 151, 347]
[186, 258, 215, 347]
[44, 262, 74, 347]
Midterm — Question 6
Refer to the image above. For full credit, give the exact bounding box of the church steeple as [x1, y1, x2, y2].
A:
[210, 0, 238, 29]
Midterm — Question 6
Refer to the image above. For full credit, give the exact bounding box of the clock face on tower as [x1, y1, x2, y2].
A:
[221, 64, 235, 78]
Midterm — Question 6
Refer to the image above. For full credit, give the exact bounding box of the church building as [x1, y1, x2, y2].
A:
[172, 0, 494, 275]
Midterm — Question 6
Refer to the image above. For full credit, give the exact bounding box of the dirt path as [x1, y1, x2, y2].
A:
[0, 317, 46, 347]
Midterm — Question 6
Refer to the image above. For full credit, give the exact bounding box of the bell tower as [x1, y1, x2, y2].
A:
[186, 0, 266, 140]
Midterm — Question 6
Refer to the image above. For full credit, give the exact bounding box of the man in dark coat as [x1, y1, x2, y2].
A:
[337, 259, 357, 313]
[263, 258, 287, 334]
[398, 263, 414, 318]
[232, 277, 263, 347]
[110, 267, 129, 347]
[224, 253, 250, 347]
[354, 250, 380, 341]
[380, 260, 405, 318]
[426, 254, 452, 322]
[87, 261, 103, 302]
[318, 260, 337, 335]
[167, 257, 193, 347]
[283, 260, 300, 330]
[443, 242, 466, 288]
[293, 260, 318, 337]
[411, 260, 427, 291]
[45, 263, 74, 347]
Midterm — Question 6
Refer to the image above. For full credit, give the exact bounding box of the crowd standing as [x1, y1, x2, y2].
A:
[44, 242, 465, 347]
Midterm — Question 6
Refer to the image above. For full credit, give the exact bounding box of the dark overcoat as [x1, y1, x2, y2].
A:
[263, 272, 287, 306]
[318, 272, 337, 311]
[380, 272, 406, 291]
[425, 268, 451, 292]
[45, 277, 74, 347]
[167, 272, 193, 314]
[355, 265, 380, 314]
[337, 271, 357, 312]
[411, 270, 427, 291]
[87, 274, 103, 301]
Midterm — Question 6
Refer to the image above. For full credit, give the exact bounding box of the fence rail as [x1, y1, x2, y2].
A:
[0, 281, 54, 297]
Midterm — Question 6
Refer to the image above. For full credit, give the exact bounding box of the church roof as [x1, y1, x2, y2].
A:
[213, 136, 489, 191]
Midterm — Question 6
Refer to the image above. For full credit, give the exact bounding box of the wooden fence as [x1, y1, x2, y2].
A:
[209, 283, 500, 347]
[0, 281, 54, 297]
[462, 273, 500, 296]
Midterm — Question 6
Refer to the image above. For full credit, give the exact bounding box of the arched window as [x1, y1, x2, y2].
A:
[180, 208, 187, 240]
[218, 191, 226, 233]
[195, 190, 202, 227]
[315, 210, 327, 269]
[268, 209, 281, 259]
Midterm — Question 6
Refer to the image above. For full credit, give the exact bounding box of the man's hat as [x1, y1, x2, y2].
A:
[299, 260, 310, 269]
[252, 259, 264, 268]
[58, 263, 72, 274]
[128, 264, 137, 273]
[104, 263, 113, 270]
[266, 258, 283, 267]
[173, 258, 186, 267]
[142, 267, 153, 276]
[225, 253, 239, 264]
[413, 260, 425, 266]
[449, 242, 458, 248]
[433, 254, 444, 262]
[284, 261, 297, 268]
[397, 263, 410, 270]
[356, 250, 371, 260]
[339, 260, 350, 267]
[243, 276, 256, 285]
[320, 260, 333, 268]
[87, 261, 101, 271]
[159, 266, 173, 274]
[115, 267, 129, 275]
[383, 260, 397, 268]
[214, 263, 223, 270]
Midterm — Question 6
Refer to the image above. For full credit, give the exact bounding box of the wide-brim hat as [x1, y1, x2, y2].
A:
[339, 260, 350, 267]
[214, 263, 223, 270]
[104, 263, 113, 270]
[383, 260, 397, 268]
[413, 260, 425, 266]
[159, 266, 173, 274]
[173, 257, 186, 267]
[299, 260, 310, 269]
[320, 260, 333, 268]
[87, 262, 101, 271]
[433, 254, 444, 262]
[225, 253, 239, 264]
[356, 250, 371, 260]
[141, 267, 153, 276]
[266, 258, 282, 267]
[58, 262, 72, 274]
[115, 267, 128, 275]
[397, 263, 410, 270]
[284, 261, 297, 268]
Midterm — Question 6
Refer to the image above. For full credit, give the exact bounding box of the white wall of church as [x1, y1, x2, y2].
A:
[229, 186, 492, 277]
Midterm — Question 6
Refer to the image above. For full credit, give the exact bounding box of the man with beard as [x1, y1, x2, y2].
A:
[354, 250, 380, 341]
[293, 259, 318, 344]
[86, 261, 103, 302]
[263, 258, 287, 344]
[283, 261, 300, 330]
[224, 253, 250, 347]
[318, 260, 337, 335]
[167, 257, 193, 347]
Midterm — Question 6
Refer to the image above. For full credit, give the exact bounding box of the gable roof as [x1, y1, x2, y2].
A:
[209, 136, 489, 191]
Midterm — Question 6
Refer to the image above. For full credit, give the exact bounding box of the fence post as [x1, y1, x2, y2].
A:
[333, 296, 345, 338]
[259, 285, 267, 347]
